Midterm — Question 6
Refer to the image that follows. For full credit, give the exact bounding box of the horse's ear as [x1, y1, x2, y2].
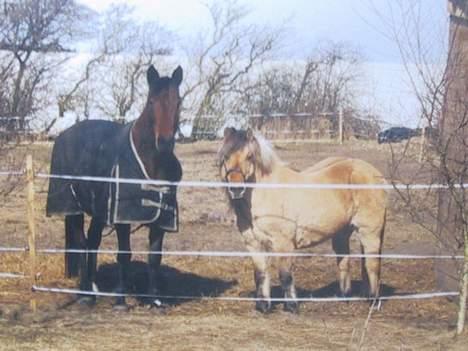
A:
[147, 65, 160, 86]
[224, 127, 235, 138]
[172, 66, 183, 86]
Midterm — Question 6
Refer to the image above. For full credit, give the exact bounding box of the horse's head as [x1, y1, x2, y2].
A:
[218, 127, 260, 199]
[145, 65, 183, 153]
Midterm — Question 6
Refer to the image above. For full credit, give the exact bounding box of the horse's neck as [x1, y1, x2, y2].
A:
[255, 160, 293, 183]
[131, 108, 159, 178]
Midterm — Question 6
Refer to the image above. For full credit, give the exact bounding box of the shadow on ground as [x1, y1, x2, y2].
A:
[263, 280, 397, 309]
[96, 261, 237, 306]
[96, 262, 397, 308]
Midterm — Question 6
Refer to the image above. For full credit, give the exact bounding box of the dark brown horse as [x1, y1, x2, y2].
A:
[46, 65, 183, 309]
[219, 128, 387, 313]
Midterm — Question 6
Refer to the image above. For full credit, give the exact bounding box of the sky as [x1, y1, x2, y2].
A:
[78, 0, 447, 62]
[76, 0, 450, 127]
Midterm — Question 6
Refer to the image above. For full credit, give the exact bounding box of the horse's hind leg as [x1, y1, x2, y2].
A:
[65, 214, 84, 278]
[82, 218, 104, 304]
[332, 226, 354, 297]
[114, 224, 131, 309]
[277, 256, 298, 313]
[358, 225, 383, 299]
[146, 225, 166, 306]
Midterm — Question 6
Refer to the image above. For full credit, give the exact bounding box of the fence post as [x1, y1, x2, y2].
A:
[338, 108, 344, 144]
[26, 154, 37, 313]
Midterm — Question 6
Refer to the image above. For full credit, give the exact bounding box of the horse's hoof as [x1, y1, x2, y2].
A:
[143, 298, 165, 308]
[146, 303, 169, 315]
[255, 300, 272, 314]
[337, 291, 353, 302]
[283, 301, 299, 314]
[151, 298, 164, 308]
[141, 293, 164, 306]
[339, 290, 352, 297]
[112, 303, 129, 312]
[77, 296, 95, 307]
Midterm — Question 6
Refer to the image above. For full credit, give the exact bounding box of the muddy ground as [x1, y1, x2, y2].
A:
[0, 138, 467, 350]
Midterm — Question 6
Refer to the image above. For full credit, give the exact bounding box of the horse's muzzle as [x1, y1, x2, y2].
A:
[228, 186, 246, 199]
[157, 137, 175, 153]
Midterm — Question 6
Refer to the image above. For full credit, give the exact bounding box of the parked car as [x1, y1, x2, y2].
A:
[377, 127, 417, 144]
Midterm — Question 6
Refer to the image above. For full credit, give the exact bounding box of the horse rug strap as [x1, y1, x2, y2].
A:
[107, 130, 179, 231]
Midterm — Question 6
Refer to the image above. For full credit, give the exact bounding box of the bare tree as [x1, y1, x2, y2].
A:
[49, 4, 173, 129]
[0, 0, 94, 198]
[0, 0, 94, 127]
[182, 0, 282, 139]
[244, 42, 362, 116]
[93, 4, 173, 122]
[371, 0, 468, 334]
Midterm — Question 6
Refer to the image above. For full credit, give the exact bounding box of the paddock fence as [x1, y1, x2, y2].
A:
[0, 154, 466, 313]
[190, 111, 381, 142]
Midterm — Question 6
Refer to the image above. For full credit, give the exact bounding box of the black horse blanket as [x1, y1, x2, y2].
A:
[46, 120, 181, 232]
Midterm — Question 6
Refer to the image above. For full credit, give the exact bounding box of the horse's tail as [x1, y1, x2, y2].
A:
[380, 207, 387, 249]
[64, 215, 83, 278]
[375, 207, 387, 295]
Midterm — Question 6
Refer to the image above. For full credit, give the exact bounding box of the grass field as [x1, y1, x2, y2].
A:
[0, 138, 467, 350]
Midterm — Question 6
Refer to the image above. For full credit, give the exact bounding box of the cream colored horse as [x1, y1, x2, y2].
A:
[219, 127, 387, 313]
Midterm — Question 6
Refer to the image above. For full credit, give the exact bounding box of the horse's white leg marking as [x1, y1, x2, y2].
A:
[241, 228, 271, 312]
[357, 224, 383, 298]
[337, 256, 351, 295]
[278, 255, 298, 313]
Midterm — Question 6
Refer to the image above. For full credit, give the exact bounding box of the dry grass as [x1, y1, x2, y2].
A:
[0, 139, 467, 350]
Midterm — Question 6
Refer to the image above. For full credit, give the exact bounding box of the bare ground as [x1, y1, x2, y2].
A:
[0, 138, 467, 350]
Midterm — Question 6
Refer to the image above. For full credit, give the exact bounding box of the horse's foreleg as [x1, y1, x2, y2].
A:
[332, 226, 353, 297]
[147, 225, 165, 306]
[83, 218, 104, 304]
[241, 230, 271, 313]
[277, 257, 298, 313]
[254, 265, 271, 313]
[114, 224, 131, 309]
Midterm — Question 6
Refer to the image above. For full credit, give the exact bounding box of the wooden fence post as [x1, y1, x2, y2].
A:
[338, 109, 344, 144]
[26, 154, 37, 313]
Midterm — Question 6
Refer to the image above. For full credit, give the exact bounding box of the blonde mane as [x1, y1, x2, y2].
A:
[251, 132, 283, 175]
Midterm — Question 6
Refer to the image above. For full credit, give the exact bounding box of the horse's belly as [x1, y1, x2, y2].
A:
[252, 217, 297, 244]
[252, 216, 339, 250]
[294, 227, 335, 248]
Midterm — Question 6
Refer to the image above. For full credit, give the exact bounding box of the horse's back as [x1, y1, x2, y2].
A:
[46, 120, 125, 216]
[314, 158, 387, 229]
[302, 157, 387, 221]
[305, 157, 385, 186]
[304, 157, 348, 174]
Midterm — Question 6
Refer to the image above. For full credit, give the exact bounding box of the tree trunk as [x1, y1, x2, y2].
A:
[12, 60, 27, 116]
[437, 0, 468, 292]
[457, 229, 468, 335]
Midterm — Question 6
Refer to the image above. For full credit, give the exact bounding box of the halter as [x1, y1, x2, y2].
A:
[222, 159, 255, 199]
